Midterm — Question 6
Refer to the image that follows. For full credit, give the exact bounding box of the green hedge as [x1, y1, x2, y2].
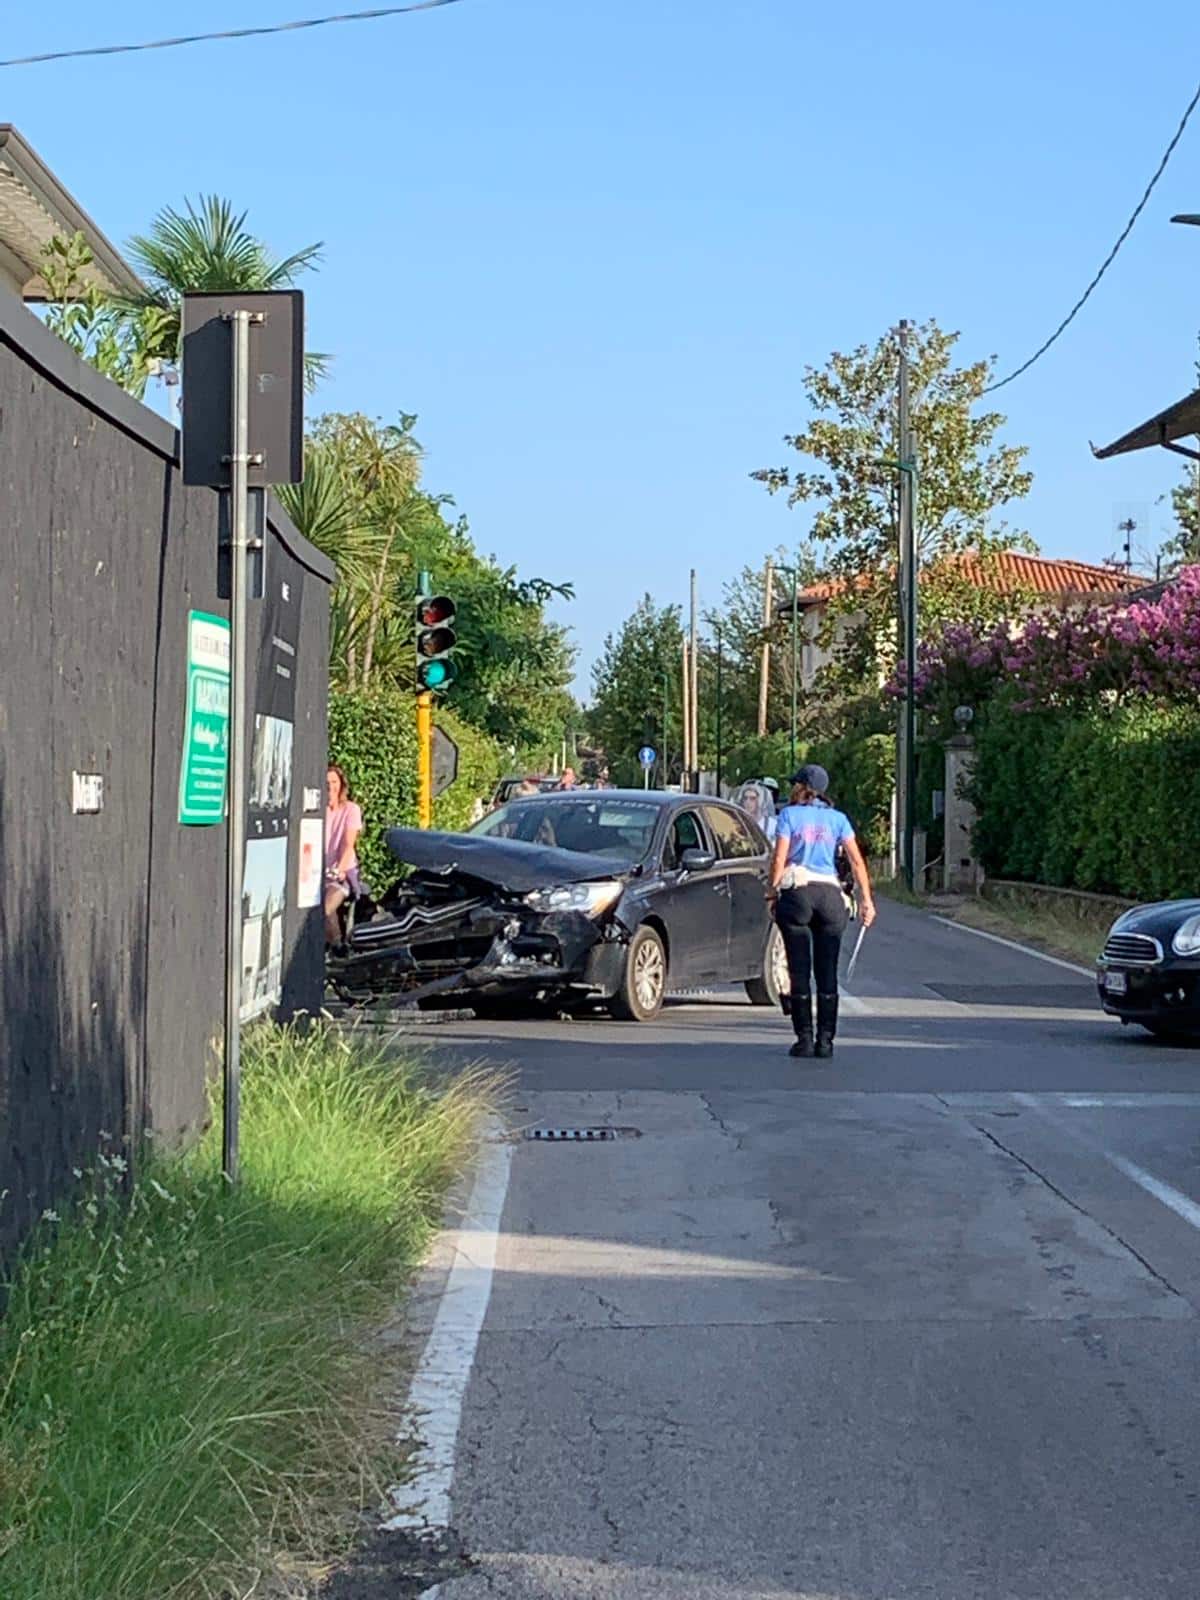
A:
[327, 688, 504, 891]
[806, 730, 895, 859]
[722, 733, 796, 791]
[723, 729, 894, 857]
[972, 700, 1200, 901]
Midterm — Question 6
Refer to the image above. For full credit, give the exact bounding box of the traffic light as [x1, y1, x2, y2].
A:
[415, 592, 457, 692]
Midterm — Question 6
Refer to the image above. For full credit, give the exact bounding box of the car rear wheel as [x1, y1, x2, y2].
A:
[745, 924, 788, 1007]
[609, 925, 666, 1022]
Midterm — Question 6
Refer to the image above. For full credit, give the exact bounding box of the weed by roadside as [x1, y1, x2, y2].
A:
[0, 1021, 497, 1600]
[876, 878, 1106, 968]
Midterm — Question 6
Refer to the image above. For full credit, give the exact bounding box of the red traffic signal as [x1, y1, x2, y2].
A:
[417, 595, 456, 628]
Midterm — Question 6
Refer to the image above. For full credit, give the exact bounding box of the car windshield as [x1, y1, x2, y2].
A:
[471, 799, 659, 865]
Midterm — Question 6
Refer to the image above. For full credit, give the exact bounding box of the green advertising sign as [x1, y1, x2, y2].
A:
[179, 610, 230, 826]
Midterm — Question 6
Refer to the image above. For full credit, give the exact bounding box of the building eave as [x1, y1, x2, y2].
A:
[1091, 387, 1200, 460]
[0, 125, 143, 301]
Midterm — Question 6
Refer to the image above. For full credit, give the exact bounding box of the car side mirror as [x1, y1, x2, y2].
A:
[679, 847, 716, 875]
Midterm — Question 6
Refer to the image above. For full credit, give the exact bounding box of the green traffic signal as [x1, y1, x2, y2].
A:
[418, 656, 456, 690]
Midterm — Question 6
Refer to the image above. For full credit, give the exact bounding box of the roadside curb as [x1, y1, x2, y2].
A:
[326, 1005, 477, 1028]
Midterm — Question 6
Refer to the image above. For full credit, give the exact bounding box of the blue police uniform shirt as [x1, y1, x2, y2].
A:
[776, 802, 854, 878]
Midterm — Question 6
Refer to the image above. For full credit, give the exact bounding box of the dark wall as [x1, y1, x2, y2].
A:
[0, 293, 332, 1259]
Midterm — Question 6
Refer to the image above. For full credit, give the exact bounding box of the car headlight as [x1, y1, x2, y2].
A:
[525, 880, 623, 918]
[1172, 915, 1200, 957]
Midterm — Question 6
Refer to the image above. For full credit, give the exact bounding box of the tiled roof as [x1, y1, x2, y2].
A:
[800, 551, 1147, 603]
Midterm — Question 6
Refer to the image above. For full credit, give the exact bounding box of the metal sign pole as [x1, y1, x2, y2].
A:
[223, 309, 254, 1184]
[417, 691, 433, 827]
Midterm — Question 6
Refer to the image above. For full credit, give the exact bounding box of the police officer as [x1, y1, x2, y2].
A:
[767, 764, 876, 1059]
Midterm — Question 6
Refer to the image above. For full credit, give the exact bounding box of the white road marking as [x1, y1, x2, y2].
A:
[930, 915, 1095, 978]
[1108, 1155, 1200, 1232]
[1059, 1094, 1200, 1110]
[1014, 1092, 1200, 1234]
[383, 1115, 513, 1531]
[839, 988, 870, 1016]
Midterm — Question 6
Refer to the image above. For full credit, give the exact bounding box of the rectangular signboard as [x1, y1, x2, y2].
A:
[178, 611, 230, 825]
[180, 290, 304, 487]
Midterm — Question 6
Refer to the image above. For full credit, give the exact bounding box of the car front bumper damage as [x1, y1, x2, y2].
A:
[330, 892, 632, 1008]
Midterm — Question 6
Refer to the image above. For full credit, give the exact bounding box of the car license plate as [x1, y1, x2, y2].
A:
[1104, 970, 1128, 996]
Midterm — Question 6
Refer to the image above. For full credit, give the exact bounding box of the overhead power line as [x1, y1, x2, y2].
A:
[984, 71, 1200, 394]
[0, 0, 465, 70]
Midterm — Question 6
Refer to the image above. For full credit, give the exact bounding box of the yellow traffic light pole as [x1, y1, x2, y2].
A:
[417, 690, 433, 828]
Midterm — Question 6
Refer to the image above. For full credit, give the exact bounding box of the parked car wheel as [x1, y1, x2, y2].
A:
[745, 924, 788, 1007]
[609, 925, 666, 1022]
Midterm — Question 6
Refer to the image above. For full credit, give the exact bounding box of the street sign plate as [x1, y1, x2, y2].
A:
[178, 610, 230, 825]
[638, 745, 656, 768]
[432, 725, 459, 799]
[180, 290, 304, 487]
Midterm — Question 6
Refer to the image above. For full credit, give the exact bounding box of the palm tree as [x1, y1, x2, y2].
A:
[278, 414, 427, 689]
[113, 195, 327, 396]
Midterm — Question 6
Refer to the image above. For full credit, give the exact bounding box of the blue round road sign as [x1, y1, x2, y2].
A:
[638, 746, 656, 768]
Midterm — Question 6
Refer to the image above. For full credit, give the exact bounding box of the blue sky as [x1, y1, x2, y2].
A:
[5, 2, 1199, 694]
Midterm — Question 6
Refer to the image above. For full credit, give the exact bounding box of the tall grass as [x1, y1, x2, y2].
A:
[0, 1021, 495, 1600]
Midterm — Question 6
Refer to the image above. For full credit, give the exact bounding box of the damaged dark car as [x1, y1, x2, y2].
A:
[328, 790, 787, 1022]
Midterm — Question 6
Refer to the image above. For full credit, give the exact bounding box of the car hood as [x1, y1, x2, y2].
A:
[1114, 899, 1200, 934]
[386, 827, 630, 894]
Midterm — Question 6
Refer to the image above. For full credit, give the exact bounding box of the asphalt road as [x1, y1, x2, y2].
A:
[329, 899, 1200, 1600]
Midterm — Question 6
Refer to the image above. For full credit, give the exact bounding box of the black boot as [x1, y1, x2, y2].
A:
[789, 990, 814, 1058]
[815, 992, 839, 1059]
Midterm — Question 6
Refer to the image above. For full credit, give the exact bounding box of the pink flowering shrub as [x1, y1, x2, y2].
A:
[887, 566, 1200, 718]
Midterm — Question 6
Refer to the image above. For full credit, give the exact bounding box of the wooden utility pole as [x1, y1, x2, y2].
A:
[757, 557, 773, 737]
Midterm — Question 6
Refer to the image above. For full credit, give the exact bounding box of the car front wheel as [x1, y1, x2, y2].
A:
[745, 924, 788, 1007]
[609, 925, 666, 1022]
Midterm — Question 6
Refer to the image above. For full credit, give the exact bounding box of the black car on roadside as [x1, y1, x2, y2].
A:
[329, 789, 787, 1021]
[1096, 899, 1200, 1039]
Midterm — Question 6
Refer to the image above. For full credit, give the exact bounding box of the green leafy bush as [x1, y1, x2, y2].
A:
[328, 687, 504, 890]
[972, 698, 1200, 899]
[807, 730, 895, 858]
[722, 732, 797, 791]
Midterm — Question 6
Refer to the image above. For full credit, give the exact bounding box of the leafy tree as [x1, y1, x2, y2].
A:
[38, 233, 168, 392]
[752, 319, 1034, 681]
[705, 544, 823, 738]
[589, 597, 686, 786]
[281, 412, 577, 756]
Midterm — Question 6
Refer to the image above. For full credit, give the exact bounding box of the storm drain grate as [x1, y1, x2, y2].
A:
[522, 1126, 641, 1142]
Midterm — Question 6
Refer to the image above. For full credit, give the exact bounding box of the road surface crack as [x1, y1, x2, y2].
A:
[975, 1123, 1183, 1299]
[699, 1092, 747, 1150]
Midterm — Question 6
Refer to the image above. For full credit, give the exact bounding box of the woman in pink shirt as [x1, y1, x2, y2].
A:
[325, 763, 363, 946]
